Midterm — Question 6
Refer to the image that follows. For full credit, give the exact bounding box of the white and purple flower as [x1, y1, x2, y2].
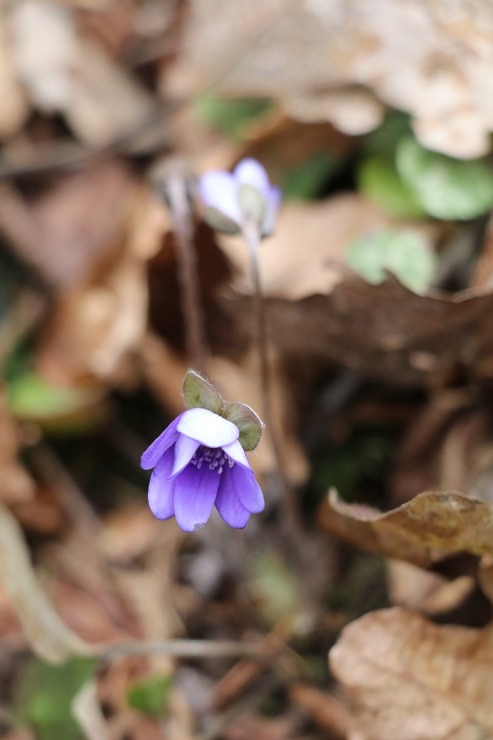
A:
[141, 407, 264, 531]
[199, 158, 281, 238]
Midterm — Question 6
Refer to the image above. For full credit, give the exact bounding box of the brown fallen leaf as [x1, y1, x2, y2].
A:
[209, 350, 309, 484]
[318, 488, 493, 568]
[387, 560, 475, 616]
[66, 37, 156, 148]
[215, 194, 493, 389]
[389, 389, 478, 506]
[72, 680, 109, 740]
[252, 273, 493, 387]
[168, 0, 493, 158]
[218, 194, 397, 301]
[283, 86, 385, 134]
[33, 171, 152, 384]
[288, 683, 351, 739]
[330, 606, 493, 739]
[0, 502, 91, 663]
[0, 160, 136, 289]
[9, 0, 77, 112]
[0, 14, 29, 138]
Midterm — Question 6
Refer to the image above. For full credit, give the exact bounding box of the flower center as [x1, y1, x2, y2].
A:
[190, 446, 235, 475]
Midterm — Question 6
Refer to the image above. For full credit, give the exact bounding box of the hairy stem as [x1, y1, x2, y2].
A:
[154, 158, 207, 372]
[243, 224, 307, 561]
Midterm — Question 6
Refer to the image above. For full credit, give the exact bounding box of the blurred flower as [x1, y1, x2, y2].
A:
[199, 158, 281, 238]
[141, 407, 264, 531]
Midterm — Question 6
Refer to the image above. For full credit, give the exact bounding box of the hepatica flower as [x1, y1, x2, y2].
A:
[199, 158, 281, 239]
[141, 372, 264, 532]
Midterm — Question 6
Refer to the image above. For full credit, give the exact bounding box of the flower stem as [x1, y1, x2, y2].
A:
[153, 157, 207, 372]
[243, 223, 307, 562]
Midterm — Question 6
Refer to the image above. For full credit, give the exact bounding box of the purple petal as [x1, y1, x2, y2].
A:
[141, 413, 185, 470]
[234, 158, 270, 198]
[173, 463, 220, 532]
[222, 439, 250, 468]
[148, 447, 176, 519]
[172, 434, 200, 477]
[199, 171, 242, 225]
[227, 463, 264, 513]
[262, 186, 282, 236]
[215, 468, 250, 528]
[177, 408, 239, 448]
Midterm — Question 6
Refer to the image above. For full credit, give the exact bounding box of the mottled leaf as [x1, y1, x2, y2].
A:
[358, 156, 425, 219]
[397, 137, 493, 220]
[346, 229, 437, 293]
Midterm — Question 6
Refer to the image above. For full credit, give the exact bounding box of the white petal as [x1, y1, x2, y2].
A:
[234, 158, 270, 197]
[222, 439, 250, 468]
[199, 171, 242, 225]
[177, 408, 239, 447]
[172, 434, 200, 476]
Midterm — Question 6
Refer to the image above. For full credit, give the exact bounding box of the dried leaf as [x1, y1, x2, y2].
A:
[209, 350, 309, 484]
[387, 560, 475, 615]
[318, 488, 493, 567]
[0, 16, 29, 137]
[288, 684, 350, 739]
[66, 38, 155, 147]
[330, 607, 493, 739]
[218, 194, 393, 301]
[258, 273, 493, 386]
[168, 0, 493, 157]
[0, 502, 91, 663]
[217, 194, 493, 387]
[9, 0, 77, 112]
[72, 680, 109, 740]
[283, 87, 384, 134]
[0, 161, 136, 289]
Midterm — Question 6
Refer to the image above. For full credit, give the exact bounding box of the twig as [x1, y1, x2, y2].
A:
[96, 638, 262, 662]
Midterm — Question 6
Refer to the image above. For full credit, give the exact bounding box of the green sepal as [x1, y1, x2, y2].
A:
[223, 401, 263, 451]
[182, 370, 223, 415]
[203, 206, 240, 234]
[238, 184, 266, 224]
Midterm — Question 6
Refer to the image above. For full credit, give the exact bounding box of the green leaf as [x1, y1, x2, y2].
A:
[7, 373, 104, 432]
[363, 111, 412, 157]
[14, 657, 96, 740]
[127, 675, 173, 718]
[358, 156, 426, 219]
[281, 152, 340, 201]
[396, 137, 493, 220]
[249, 552, 300, 624]
[193, 95, 270, 139]
[346, 229, 437, 294]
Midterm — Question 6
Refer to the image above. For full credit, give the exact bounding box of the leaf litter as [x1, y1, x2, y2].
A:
[2, 1, 493, 738]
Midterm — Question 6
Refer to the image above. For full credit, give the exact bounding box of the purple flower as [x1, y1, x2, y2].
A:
[141, 407, 264, 531]
[199, 158, 281, 237]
